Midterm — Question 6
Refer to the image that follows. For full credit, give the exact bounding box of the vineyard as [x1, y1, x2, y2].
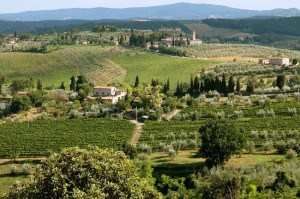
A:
[0, 46, 138, 87]
[0, 118, 135, 157]
[111, 53, 219, 88]
[138, 116, 300, 152]
[137, 96, 300, 154]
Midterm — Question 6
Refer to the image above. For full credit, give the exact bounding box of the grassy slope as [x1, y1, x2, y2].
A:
[110, 53, 218, 88]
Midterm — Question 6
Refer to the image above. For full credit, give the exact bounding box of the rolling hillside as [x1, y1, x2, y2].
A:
[0, 46, 136, 87]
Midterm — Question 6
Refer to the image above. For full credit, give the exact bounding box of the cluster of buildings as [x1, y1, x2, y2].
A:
[259, 58, 290, 66]
[146, 31, 202, 50]
[1, 34, 19, 44]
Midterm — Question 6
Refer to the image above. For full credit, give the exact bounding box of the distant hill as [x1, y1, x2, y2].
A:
[0, 3, 300, 21]
[202, 17, 300, 37]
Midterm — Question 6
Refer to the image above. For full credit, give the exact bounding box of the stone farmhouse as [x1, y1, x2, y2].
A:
[93, 86, 127, 104]
[259, 58, 290, 66]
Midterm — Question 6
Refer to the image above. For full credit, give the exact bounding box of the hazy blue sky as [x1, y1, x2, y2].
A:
[1, 0, 300, 13]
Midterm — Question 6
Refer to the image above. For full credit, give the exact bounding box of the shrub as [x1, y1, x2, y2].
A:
[168, 148, 176, 160]
[188, 132, 197, 139]
[159, 142, 166, 152]
[22, 163, 31, 175]
[10, 165, 17, 175]
[179, 132, 187, 139]
[262, 141, 273, 153]
[138, 143, 152, 155]
[250, 130, 259, 139]
[246, 141, 255, 153]
[259, 130, 268, 139]
[266, 109, 275, 118]
[256, 109, 266, 117]
[233, 110, 243, 119]
[286, 149, 298, 160]
[275, 140, 287, 154]
[148, 134, 155, 142]
[188, 139, 197, 149]
[166, 132, 176, 140]
[69, 109, 81, 119]
[288, 108, 297, 116]
[217, 111, 226, 120]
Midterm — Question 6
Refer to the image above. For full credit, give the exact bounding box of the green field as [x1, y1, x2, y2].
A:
[111, 53, 218, 88]
[0, 118, 135, 157]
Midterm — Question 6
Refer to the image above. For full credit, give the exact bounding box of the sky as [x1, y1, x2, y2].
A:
[1, 0, 300, 14]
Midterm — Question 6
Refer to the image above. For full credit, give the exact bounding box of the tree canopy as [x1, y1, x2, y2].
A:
[199, 119, 245, 168]
[3, 146, 161, 199]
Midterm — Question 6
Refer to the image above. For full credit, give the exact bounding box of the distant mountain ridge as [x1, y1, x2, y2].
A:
[0, 3, 300, 21]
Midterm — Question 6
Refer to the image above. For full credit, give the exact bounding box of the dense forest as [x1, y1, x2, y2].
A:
[0, 20, 189, 34]
[202, 17, 300, 37]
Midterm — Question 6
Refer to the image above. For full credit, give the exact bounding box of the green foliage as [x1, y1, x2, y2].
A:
[0, 119, 135, 157]
[120, 143, 138, 159]
[2, 147, 161, 198]
[202, 174, 241, 199]
[10, 95, 31, 113]
[10, 79, 31, 94]
[199, 119, 246, 168]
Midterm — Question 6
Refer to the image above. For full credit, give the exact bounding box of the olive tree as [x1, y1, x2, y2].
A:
[3, 146, 161, 199]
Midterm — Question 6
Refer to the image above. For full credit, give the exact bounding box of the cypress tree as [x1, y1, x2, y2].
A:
[60, 81, 66, 90]
[246, 79, 254, 94]
[134, 75, 139, 88]
[190, 75, 194, 93]
[76, 76, 87, 92]
[37, 79, 42, 91]
[166, 78, 170, 91]
[194, 76, 200, 92]
[236, 78, 241, 94]
[204, 78, 210, 92]
[221, 73, 227, 95]
[30, 77, 34, 89]
[228, 76, 235, 93]
[200, 81, 204, 93]
[215, 76, 221, 93]
[176, 81, 180, 95]
[276, 74, 286, 90]
[70, 76, 76, 91]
